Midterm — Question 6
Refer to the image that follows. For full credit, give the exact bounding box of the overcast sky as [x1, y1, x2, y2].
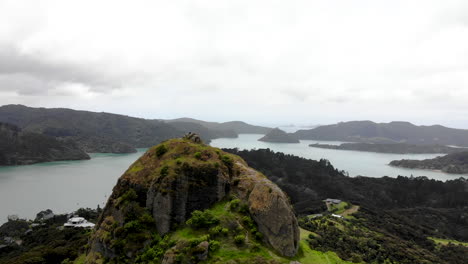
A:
[1, 0, 467, 128]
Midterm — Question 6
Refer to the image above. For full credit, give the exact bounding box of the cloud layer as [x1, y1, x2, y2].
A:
[1, 0, 467, 127]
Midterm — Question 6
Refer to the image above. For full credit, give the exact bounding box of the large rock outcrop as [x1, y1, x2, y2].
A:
[87, 135, 299, 262]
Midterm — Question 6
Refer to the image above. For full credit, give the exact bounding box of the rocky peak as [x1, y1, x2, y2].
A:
[183, 132, 203, 144]
[86, 137, 299, 262]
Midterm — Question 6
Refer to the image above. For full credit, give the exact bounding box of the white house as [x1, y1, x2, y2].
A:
[63, 217, 95, 229]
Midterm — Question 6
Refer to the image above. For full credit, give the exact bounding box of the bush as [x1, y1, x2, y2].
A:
[186, 210, 219, 228]
[221, 228, 229, 236]
[234, 235, 245, 245]
[239, 204, 250, 214]
[209, 240, 221, 251]
[194, 152, 202, 160]
[229, 199, 241, 211]
[160, 166, 169, 177]
[155, 145, 168, 157]
[117, 189, 138, 206]
[221, 155, 233, 167]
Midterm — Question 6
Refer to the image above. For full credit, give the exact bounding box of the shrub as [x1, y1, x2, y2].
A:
[194, 152, 202, 160]
[209, 226, 223, 237]
[117, 189, 138, 206]
[239, 204, 250, 214]
[234, 235, 245, 245]
[242, 216, 254, 228]
[221, 228, 229, 236]
[221, 155, 233, 167]
[188, 235, 210, 247]
[229, 199, 241, 211]
[209, 240, 221, 252]
[186, 210, 219, 228]
[254, 231, 263, 241]
[160, 166, 169, 177]
[155, 145, 168, 157]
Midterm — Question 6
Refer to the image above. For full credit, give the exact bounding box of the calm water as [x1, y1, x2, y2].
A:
[0, 135, 465, 224]
[0, 150, 146, 224]
[210, 134, 466, 180]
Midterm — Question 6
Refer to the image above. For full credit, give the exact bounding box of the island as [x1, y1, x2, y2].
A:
[258, 128, 300, 143]
[309, 142, 466, 154]
[389, 151, 468, 174]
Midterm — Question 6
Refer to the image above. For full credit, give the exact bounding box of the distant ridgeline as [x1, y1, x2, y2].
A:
[0, 105, 271, 157]
[294, 121, 468, 147]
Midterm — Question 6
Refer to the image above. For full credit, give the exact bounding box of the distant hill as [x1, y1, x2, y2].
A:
[258, 128, 299, 143]
[309, 142, 466, 154]
[163, 120, 238, 140]
[0, 122, 89, 165]
[294, 121, 468, 147]
[0, 105, 263, 154]
[390, 152, 468, 174]
[0, 105, 182, 152]
[165, 117, 271, 134]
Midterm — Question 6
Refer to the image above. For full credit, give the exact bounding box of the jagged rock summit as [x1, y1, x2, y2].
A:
[87, 134, 299, 263]
[258, 128, 300, 143]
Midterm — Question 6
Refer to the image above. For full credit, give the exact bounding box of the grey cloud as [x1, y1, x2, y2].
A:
[0, 46, 123, 95]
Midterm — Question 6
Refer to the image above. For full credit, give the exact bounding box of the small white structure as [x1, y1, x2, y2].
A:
[64, 217, 95, 229]
[324, 198, 342, 204]
[331, 214, 344, 219]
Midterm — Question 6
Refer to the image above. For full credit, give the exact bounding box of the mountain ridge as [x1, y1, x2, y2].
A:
[294, 120, 468, 146]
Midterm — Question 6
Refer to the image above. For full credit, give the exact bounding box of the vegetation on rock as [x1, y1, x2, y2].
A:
[86, 136, 299, 263]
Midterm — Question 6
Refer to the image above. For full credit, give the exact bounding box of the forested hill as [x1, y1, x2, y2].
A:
[0, 105, 269, 154]
[0, 122, 90, 165]
[165, 117, 271, 134]
[0, 105, 180, 153]
[390, 151, 468, 174]
[294, 121, 468, 147]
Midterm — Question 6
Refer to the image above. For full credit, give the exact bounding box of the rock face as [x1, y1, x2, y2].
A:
[258, 128, 300, 143]
[87, 135, 299, 262]
[0, 122, 90, 165]
[232, 162, 300, 257]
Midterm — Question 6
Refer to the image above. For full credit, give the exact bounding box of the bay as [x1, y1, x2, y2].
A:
[0, 134, 465, 224]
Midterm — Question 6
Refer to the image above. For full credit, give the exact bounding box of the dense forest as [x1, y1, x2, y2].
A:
[0, 122, 90, 165]
[224, 148, 468, 242]
[390, 152, 468, 174]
